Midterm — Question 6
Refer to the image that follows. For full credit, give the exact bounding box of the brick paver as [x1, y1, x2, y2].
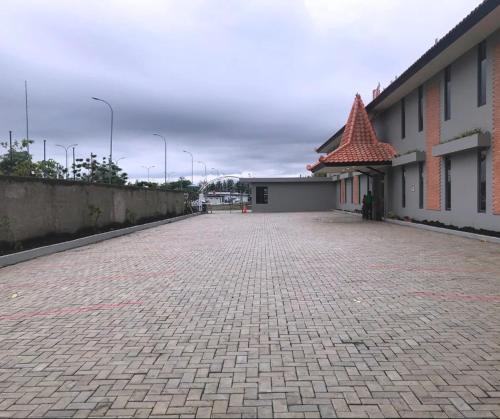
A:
[1, 211, 500, 418]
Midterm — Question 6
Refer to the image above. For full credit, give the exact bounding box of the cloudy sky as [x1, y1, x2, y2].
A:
[1, 0, 480, 182]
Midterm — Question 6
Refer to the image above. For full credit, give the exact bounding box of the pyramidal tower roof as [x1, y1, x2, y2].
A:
[308, 94, 396, 171]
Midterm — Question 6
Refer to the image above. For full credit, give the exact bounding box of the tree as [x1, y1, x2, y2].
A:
[74, 155, 128, 185]
[0, 139, 33, 176]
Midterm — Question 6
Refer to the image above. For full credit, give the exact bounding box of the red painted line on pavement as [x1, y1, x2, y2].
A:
[0, 300, 143, 321]
[369, 264, 496, 274]
[411, 291, 500, 302]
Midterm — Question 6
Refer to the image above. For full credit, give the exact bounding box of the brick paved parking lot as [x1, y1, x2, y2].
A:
[1, 211, 500, 418]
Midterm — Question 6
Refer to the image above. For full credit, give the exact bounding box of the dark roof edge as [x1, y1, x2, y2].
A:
[316, 0, 498, 154]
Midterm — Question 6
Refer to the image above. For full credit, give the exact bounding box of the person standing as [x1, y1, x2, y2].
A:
[365, 190, 373, 220]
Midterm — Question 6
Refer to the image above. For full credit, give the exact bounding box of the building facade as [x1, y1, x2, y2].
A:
[308, 0, 500, 232]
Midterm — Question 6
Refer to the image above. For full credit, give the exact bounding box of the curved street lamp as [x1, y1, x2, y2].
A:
[91, 96, 114, 183]
[183, 150, 194, 185]
[153, 133, 168, 185]
[141, 165, 155, 183]
[56, 143, 77, 179]
[197, 160, 207, 182]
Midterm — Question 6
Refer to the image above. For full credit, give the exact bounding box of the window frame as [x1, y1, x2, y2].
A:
[255, 186, 268, 204]
[418, 162, 424, 209]
[478, 149, 487, 213]
[401, 166, 406, 208]
[477, 41, 487, 107]
[444, 66, 451, 121]
[444, 157, 451, 211]
[401, 97, 406, 139]
[418, 85, 424, 132]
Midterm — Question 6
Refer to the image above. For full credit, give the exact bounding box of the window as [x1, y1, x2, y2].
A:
[478, 41, 487, 107]
[418, 162, 424, 209]
[445, 157, 451, 210]
[444, 66, 451, 121]
[358, 176, 361, 204]
[418, 85, 424, 132]
[478, 149, 487, 212]
[401, 97, 406, 139]
[256, 186, 268, 204]
[350, 178, 354, 203]
[401, 166, 406, 208]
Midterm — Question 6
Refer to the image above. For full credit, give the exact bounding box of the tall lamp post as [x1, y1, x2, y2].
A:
[91, 96, 114, 183]
[56, 143, 77, 179]
[183, 150, 194, 185]
[142, 165, 155, 183]
[197, 160, 207, 183]
[153, 133, 167, 185]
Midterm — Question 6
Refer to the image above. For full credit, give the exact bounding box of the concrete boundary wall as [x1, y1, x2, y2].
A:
[0, 176, 185, 244]
[0, 213, 200, 268]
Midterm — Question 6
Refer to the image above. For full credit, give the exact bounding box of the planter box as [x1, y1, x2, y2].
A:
[432, 132, 490, 157]
[392, 151, 426, 167]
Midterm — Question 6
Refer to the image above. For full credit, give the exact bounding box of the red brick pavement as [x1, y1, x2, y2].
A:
[0, 212, 499, 418]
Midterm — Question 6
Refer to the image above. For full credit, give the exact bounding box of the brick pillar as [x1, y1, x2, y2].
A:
[425, 79, 441, 211]
[493, 40, 500, 214]
[353, 175, 360, 204]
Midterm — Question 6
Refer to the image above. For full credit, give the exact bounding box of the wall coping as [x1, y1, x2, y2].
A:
[0, 175, 186, 193]
[432, 132, 491, 157]
[392, 150, 426, 167]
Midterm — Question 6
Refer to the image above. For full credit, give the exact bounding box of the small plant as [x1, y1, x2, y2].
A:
[125, 209, 137, 225]
[88, 205, 102, 229]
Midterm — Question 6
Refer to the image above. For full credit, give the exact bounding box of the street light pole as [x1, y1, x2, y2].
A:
[72, 146, 76, 180]
[153, 133, 167, 185]
[183, 150, 194, 185]
[197, 160, 207, 182]
[56, 144, 77, 179]
[91, 97, 114, 184]
[141, 165, 155, 183]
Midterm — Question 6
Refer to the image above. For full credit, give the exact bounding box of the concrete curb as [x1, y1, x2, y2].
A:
[0, 213, 200, 268]
[385, 218, 500, 244]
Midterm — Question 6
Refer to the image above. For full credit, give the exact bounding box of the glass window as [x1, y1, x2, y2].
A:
[401, 97, 406, 139]
[444, 66, 451, 121]
[445, 157, 451, 210]
[358, 176, 361, 204]
[256, 186, 268, 204]
[418, 162, 424, 209]
[402, 166, 406, 208]
[478, 149, 486, 212]
[418, 85, 424, 132]
[478, 41, 487, 107]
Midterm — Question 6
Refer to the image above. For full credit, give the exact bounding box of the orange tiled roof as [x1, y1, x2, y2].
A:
[307, 94, 396, 171]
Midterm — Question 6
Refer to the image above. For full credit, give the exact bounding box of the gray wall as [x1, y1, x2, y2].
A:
[371, 28, 500, 231]
[0, 176, 185, 243]
[251, 182, 336, 213]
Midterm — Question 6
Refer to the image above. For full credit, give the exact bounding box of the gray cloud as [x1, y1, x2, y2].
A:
[0, 0, 480, 181]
